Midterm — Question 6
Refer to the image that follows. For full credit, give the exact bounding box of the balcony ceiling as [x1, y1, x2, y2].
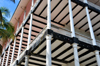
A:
[33, 0, 100, 38]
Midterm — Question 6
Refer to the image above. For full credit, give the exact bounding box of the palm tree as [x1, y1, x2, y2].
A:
[0, 7, 14, 54]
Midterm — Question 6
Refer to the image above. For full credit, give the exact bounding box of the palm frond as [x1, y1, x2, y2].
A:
[0, 7, 10, 17]
[1, 22, 15, 38]
[0, 17, 8, 29]
[0, 10, 2, 22]
[0, 29, 8, 44]
[0, 23, 15, 45]
[0, 7, 15, 51]
[0, 44, 2, 55]
[10, 0, 15, 3]
[0, 14, 15, 45]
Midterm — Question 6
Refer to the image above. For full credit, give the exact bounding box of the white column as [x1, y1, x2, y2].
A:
[25, 55, 29, 66]
[31, 0, 34, 10]
[95, 51, 100, 66]
[11, 37, 16, 64]
[47, 0, 51, 29]
[17, 27, 24, 60]
[26, 0, 34, 51]
[68, 0, 80, 66]
[27, 10, 33, 50]
[73, 43, 80, 66]
[84, 0, 100, 66]
[46, 0, 51, 66]
[11, 20, 19, 65]
[25, 6, 32, 66]
[46, 35, 52, 66]
[84, 0, 96, 45]
[69, 0, 75, 37]
[5, 45, 11, 66]
[25, 0, 34, 66]
[1, 52, 5, 66]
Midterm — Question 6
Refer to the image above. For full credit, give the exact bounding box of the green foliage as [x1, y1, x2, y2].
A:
[0, 7, 15, 45]
[0, 0, 15, 54]
[0, 44, 2, 55]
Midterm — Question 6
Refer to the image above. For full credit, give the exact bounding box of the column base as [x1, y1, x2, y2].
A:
[25, 55, 29, 66]
[46, 35, 52, 66]
[95, 50, 100, 66]
[73, 43, 80, 66]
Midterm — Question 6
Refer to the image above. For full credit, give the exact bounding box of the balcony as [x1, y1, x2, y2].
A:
[1, 0, 100, 66]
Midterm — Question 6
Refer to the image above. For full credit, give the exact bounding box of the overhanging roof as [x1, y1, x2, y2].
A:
[10, 0, 30, 25]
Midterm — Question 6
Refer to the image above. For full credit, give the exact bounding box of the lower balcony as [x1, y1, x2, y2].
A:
[10, 25, 100, 66]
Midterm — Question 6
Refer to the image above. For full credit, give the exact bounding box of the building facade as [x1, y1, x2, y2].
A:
[0, 0, 100, 66]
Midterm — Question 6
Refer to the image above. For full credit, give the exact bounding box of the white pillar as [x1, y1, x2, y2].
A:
[31, 0, 34, 10]
[84, 0, 96, 45]
[1, 52, 5, 66]
[25, 6, 32, 66]
[46, 35, 52, 66]
[68, 0, 80, 66]
[25, 0, 34, 66]
[25, 14, 32, 66]
[47, 0, 51, 29]
[5, 45, 11, 66]
[27, 10, 33, 50]
[25, 55, 29, 66]
[95, 51, 100, 66]
[17, 27, 24, 60]
[26, 0, 34, 51]
[69, 0, 75, 37]
[84, 0, 100, 66]
[73, 43, 80, 66]
[17, 8, 25, 61]
[11, 37, 16, 64]
[46, 0, 51, 66]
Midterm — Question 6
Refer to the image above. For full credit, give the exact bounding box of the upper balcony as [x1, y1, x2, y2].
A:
[10, 0, 100, 47]
[1, 0, 100, 66]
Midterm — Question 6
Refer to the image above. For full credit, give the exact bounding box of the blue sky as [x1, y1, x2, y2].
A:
[0, 0, 20, 21]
